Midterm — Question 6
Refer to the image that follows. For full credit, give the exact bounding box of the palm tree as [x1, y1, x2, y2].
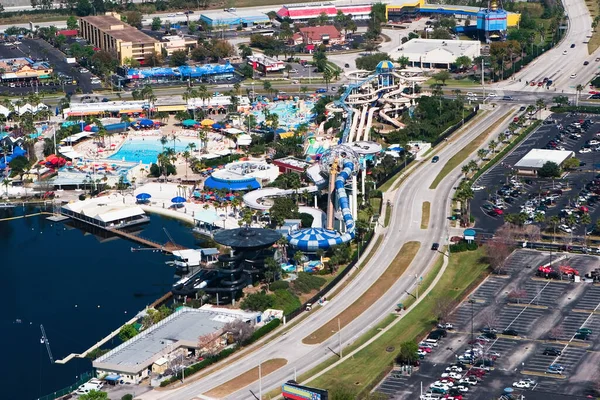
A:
[575, 84, 584, 107]
[535, 99, 546, 119]
[2, 178, 9, 196]
[498, 132, 506, 144]
[323, 69, 332, 91]
[461, 164, 470, 178]
[477, 148, 487, 162]
[160, 135, 168, 152]
[488, 140, 498, 154]
[548, 215, 560, 242]
[183, 87, 199, 119]
[263, 81, 273, 100]
[182, 150, 190, 177]
[467, 160, 478, 174]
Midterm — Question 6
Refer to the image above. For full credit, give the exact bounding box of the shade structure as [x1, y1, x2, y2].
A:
[138, 118, 153, 127]
[171, 196, 186, 203]
[287, 228, 341, 252]
[200, 119, 215, 126]
[214, 227, 281, 249]
[203, 176, 260, 191]
[136, 193, 151, 200]
[212, 123, 223, 129]
[11, 146, 26, 157]
[182, 119, 197, 127]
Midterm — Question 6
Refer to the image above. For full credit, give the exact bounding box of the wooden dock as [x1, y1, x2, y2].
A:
[109, 228, 187, 254]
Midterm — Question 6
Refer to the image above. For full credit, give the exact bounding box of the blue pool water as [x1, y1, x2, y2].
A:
[108, 137, 198, 164]
[252, 100, 315, 129]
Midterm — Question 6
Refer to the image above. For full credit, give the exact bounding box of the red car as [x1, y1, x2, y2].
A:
[560, 266, 579, 276]
[537, 82, 543, 87]
[419, 346, 432, 353]
[538, 265, 553, 274]
[530, 81, 536, 86]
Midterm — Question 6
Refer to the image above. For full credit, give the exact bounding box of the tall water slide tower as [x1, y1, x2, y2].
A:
[476, 0, 508, 42]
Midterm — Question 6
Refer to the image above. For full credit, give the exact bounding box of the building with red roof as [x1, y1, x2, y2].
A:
[277, 1, 371, 22]
[56, 29, 78, 37]
[292, 25, 345, 47]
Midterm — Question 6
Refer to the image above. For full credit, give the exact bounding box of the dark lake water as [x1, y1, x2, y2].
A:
[0, 205, 203, 400]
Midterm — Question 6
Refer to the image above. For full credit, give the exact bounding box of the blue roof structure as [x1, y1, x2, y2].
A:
[204, 176, 260, 191]
[376, 60, 395, 73]
[126, 63, 234, 79]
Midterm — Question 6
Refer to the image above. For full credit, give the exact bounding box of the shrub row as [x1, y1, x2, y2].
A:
[241, 318, 281, 346]
[293, 272, 326, 294]
[470, 120, 542, 183]
[160, 319, 282, 387]
[550, 106, 600, 114]
[449, 241, 478, 253]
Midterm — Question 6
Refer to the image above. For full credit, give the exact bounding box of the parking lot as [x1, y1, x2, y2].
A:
[374, 249, 600, 400]
[472, 113, 600, 238]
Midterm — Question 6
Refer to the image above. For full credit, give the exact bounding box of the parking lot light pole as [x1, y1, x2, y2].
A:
[468, 298, 475, 355]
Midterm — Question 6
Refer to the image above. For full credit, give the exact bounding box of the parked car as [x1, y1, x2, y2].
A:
[431, 242, 440, 251]
[543, 347, 562, 356]
[502, 329, 519, 336]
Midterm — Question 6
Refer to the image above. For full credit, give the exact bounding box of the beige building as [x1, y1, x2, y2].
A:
[79, 12, 162, 64]
[160, 35, 197, 56]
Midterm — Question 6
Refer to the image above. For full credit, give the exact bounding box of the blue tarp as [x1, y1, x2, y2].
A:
[204, 176, 260, 191]
[138, 119, 153, 127]
[105, 122, 130, 132]
[12, 146, 26, 157]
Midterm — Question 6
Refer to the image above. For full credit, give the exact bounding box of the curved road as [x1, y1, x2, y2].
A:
[139, 105, 514, 400]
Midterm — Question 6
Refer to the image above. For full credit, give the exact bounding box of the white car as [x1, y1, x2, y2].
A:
[456, 385, 469, 393]
[580, 147, 592, 153]
[79, 68, 89, 73]
[418, 349, 428, 356]
[513, 381, 531, 388]
[571, 73, 577, 79]
[559, 224, 573, 233]
[430, 382, 450, 390]
[441, 371, 462, 379]
[488, 93, 497, 97]
[445, 366, 463, 372]
[167, 13, 175, 17]
[472, 185, 485, 191]
[289, 69, 298, 73]
[466, 92, 475, 97]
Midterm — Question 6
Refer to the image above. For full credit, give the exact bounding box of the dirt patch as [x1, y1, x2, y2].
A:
[421, 201, 430, 229]
[203, 358, 287, 398]
[302, 241, 421, 345]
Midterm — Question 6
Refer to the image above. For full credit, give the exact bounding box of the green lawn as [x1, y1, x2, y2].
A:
[586, 0, 600, 53]
[429, 110, 513, 189]
[306, 248, 489, 395]
[426, 78, 478, 87]
[384, 203, 392, 227]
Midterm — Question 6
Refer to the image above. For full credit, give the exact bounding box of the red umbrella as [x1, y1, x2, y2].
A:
[97, 149, 104, 152]
[83, 125, 92, 132]
[111, 143, 116, 147]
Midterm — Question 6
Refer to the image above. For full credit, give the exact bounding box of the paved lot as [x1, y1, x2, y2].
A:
[0, 38, 96, 95]
[374, 249, 600, 400]
[472, 113, 600, 236]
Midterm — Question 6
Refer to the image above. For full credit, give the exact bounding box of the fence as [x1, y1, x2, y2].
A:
[37, 371, 93, 400]
[432, 107, 479, 147]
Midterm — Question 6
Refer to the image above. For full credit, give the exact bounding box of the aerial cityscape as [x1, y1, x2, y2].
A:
[1, 0, 600, 398]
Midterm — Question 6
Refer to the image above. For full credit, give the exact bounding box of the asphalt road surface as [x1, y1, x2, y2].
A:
[138, 105, 515, 400]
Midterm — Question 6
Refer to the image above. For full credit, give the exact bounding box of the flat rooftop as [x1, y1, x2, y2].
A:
[514, 148, 574, 169]
[81, 14, 158, 44]
[201, 9, 270, 19]
[93, 307, 258, 373]
[397, 38, 480, 56]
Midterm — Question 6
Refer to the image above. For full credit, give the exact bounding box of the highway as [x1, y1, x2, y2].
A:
[138, 104, 514, 400]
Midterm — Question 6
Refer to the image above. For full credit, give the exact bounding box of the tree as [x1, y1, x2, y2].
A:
[562, 157, 581, 170]
[118, 324, 138, 342]
[355, 53, 390, 71]
[454, 55, 472, 70]
[151, 17, 162, 31]
[507, 289, 527, 304]
[553, 95, 569, 106]
[240, 292, 274, 311]
[575, 84, 584, 106]
[144, 51, 162, 67]
[270, 196, 298, 227]
[323, 68, 332, 90]
[397, 55, 409, 68]
[263, 80, 273, 100]
[75, 0, 93, 16]
[66, 15, 78, 30]
[223, 320, 254, 345]
[9, 156, 30, 181]
[432, 70, 451, 85]
[197, 331, 222, 357]
[538, 161, 561, 178]
[170, 50, 188, 67]
[396, 341, 419, 365]
[484, 237, 512, 274]
[477, 148, 487, 162]
[434, 295, 454, 323]
[79, 391, 108, 400]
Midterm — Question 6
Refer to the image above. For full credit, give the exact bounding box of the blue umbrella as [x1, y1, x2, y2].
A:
[136, 193, 151, 200]
[212, 123, 223, 129]
[171, 196, 186, 203]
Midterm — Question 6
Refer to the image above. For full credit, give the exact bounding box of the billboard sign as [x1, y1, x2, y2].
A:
[281, 381, 328, 400]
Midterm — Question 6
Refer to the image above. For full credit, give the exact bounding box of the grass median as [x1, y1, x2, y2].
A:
[429, 109, 514, 189]
[421, 201, 431, 229]
[306, 247, 489, 395]
[204, 358, 287, 398]
[302, 241, 420, 345]
[586, 0, 600, 53]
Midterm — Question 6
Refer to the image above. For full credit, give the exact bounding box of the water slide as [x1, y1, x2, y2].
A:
[242, 185, 320, 211]
[379, 107, 406, 129]
[355, 106, 368, 142]
[362, 106, 379, 141]
[288, 157, 355, 252]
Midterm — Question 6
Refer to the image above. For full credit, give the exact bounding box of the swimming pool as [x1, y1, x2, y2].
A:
[108, 137, 197, 164]
[251, 100, 315, 129]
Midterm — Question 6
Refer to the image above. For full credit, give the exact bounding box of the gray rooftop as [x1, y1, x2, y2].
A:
[93, 308, 253, 373]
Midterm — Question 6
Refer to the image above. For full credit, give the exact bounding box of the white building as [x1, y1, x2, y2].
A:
[514, 149, 574, 175]
[391, 39, 481, 69]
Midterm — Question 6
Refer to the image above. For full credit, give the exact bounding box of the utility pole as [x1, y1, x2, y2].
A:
[481, 58, 485, 101]
[258, 362, 262, 399]
[338, 318, 343, 358]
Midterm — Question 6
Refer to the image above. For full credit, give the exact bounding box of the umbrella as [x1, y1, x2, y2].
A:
[83, 125, 93, 132]
[182, 119, 197, 127]
[193, 191, 201, 197]
[171, 196, 186, 203]
[136, 193, 151, 200]
[201, 119, 215, 126]
[138, 118, 153, 127]
[212, 123, 223, 129]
